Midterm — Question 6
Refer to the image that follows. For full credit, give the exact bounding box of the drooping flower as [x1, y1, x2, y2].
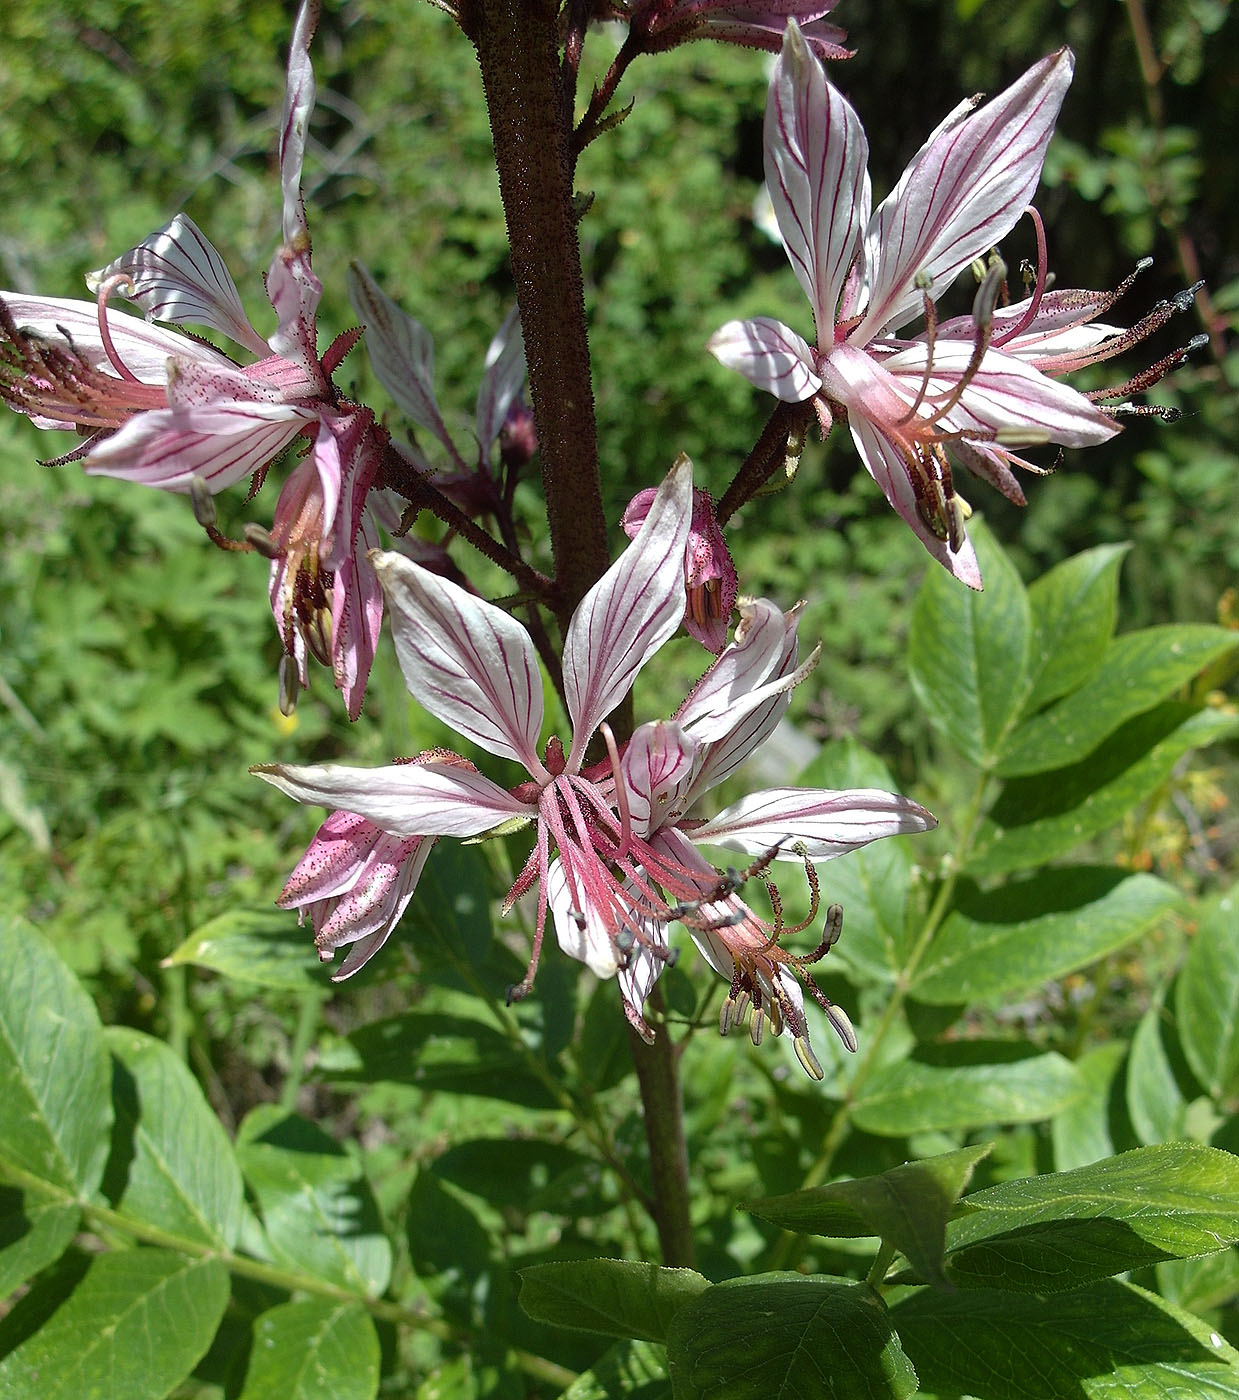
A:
[255, 457, 935, 1074]
[621, 0, 850, 60]
[0, 1, 383, 717]
[622, 484, 738, 653]
[708, 23, 1122, 588]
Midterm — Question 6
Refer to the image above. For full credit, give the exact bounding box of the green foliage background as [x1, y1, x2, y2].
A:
[0, 0, 1237, 1395]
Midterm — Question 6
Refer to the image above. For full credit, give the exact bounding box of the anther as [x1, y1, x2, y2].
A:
[278, 654, 300, 717]
[827, 1003, 858, 1054]
[188, 476, 217, 529]
[794, 1035, 825, 1081]
[614, 925, 635, 951]
[732, 991, 751, 1027]
[244, 523, 282, 559]
[719, 998, 735, 1036]
[750, 1009, 765, 1047]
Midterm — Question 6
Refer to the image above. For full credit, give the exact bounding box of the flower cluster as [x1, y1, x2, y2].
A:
[709, 23, 1195, 588]
[256, 459, 935, 1075]
[0, 2, 384, 716]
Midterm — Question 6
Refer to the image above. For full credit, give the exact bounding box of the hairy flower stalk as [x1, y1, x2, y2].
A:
[0, 1, 385, 718]
[256, 458, 935, 1074]
[709, 22, 1196, 589]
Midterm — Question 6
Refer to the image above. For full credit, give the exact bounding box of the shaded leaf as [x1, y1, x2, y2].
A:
[105, 1027, 244, 1250]
[997, 625, 1237, 777]
[236, 1107, 391, 1296]
[912, 870, 1180, 1005]
[891, 1278, 1239, 1399]
[432, 1138, 607, 1216]
[0, 1250, 228, 1400]
[908, 519, 1031, 766]
[405, 839, 494, 968]
[0, 918, 112, 1196]
[519, 1260, 709, 1342]
[966, 705, 1239, 877]
[851, 1045, 1083, 1136]
[339, 1013, 557, 1109]
[1127, 996, 1188, 1147]
[944, 1143, 1239, 1291]
[238, 1300, 380, 1400]
[560, 1339, 670, 1400]
[666, 1274, 917, 1400]
[1178, 889, 1239, 1099]
[163, 909, 325, 991]
[747, 1145, 991, 1285]
[0, 1192, 78, 1298]
[1052, 1042, 1126, 1173]
[1023, 543, 1128, 713]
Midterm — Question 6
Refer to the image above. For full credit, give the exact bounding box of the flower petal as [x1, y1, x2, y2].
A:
[621, 721, 698, 838]
[475, 306, 527, 465]
[88, 215, 270, 357]
[370, 550, 546, 772]
[253, 759, 529, 837]
[280, 0, 318, 249]
[765, 21, 869, 339]
[847, 413, 983, 589]
[692, 785, 936, 857]
[0, 293, 234, 383]
[707, 316, 821, 401]
[856, 49, 1074, 339]
[547, 856, 619, 978]
[84, 401, 312, 493]
[346, 263, 455, 452]
[563, 455, 693, 767]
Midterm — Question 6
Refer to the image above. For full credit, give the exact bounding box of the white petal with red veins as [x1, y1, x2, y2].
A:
[707, 317, 821, 402]
[693, 785, 937, 857]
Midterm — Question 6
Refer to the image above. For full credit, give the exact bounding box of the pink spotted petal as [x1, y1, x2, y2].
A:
[692, 785, 937, 857]
[563, 455, 693, 768]
[370, 550, 546, 772]
[252, 760, 530, 837]
[88, 215, 269, 357]
[707, 317, 821, 401]
[765, 20, 869, 338]
[84, 400, 313, 493]
[856, 49, 1074, 339]
[620, 721, 698, 839]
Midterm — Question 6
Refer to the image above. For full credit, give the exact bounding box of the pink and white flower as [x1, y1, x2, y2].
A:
[0, 1, 383, 717]
[255, 457, 935, 1074]
[708, 23, 1120, 588]
[623, 0, 850, 60]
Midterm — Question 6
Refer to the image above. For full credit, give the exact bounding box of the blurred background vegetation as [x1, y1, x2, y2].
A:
[0, 0, 1235, 1313]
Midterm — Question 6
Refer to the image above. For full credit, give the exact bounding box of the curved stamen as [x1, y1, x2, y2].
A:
[992, 207, 1048, 348]
[94, 275, 143, 384]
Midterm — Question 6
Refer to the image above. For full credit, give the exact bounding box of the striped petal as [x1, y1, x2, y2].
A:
[707, 317, 821, 402]
[692, 785, 936, 857]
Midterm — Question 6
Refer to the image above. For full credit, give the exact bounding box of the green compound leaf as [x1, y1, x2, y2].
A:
[667, 1275, 917, 1400]
[943, 1143, 1239, 1291]
[891, 1278, 1239, 1399]
[1022, 543, 1128, 714]
[747, 1146, 991, 1285]
[238, 1300, 380, 1400]
[996, 624, 1238, 777]
[1177, 888, 1239, 1099]
[105, 1027, 244, 1250]
[911, 869, 1180, 1005]
[851, 1045, 1083, 1136]
[908, 518, 1031, 767]
[966, 704, 1239, 877]
[236, 1106, 391, 1296]
[0, 1192, 78, 1297]
[560, 1339, 670, 1400]
[519, 1259, 709, 1342]
[0, 918, 112, 1197]
[0, 1250, 228, 1400]
[164, 909, 326, 991]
